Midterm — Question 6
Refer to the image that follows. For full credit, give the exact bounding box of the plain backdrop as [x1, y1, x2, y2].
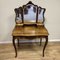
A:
[0, 0, 60, 43]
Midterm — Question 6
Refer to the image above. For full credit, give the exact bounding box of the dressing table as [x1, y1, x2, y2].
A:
[12, 1, 49, 57]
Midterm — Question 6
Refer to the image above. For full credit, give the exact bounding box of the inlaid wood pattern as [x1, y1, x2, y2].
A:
[12, 25, 48, 36]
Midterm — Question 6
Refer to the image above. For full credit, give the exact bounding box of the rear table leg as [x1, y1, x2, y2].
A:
[40, 38, 42, 46]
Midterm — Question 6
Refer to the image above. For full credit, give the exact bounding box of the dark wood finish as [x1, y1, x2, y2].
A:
[40, 38, 42, 46]
[13, 36, 17, 57]
[17, 38, 19, 48]
[43, 36, 48, 57]
[13, 1, 49, 57]
[12, 25, 49, 57]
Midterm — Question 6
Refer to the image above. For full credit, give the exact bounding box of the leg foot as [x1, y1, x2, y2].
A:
[43, 36, 48, 57]
[13, 37, 17, 57]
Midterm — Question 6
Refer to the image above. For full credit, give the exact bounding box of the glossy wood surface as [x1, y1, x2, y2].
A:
[13, 1, 48, 57]
[12, 25, 49, 36]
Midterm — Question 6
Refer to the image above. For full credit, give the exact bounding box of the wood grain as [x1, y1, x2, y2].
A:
[0, 42, 60, 60]
[12, 25, 49, 36]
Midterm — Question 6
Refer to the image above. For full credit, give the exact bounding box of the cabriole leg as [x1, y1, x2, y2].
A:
[43, 36, 48, 57]
[40, 38, 42, 46]
[13, 36, 17, 57]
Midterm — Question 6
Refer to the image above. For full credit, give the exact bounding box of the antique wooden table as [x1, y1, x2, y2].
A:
[12, 24, 49, 57]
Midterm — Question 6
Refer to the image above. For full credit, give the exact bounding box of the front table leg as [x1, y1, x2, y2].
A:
[43, 36, 48, 57]
[13, 36, 17, 57]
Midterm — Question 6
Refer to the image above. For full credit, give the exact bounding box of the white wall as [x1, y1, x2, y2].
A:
[0, 0, 60, 43]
